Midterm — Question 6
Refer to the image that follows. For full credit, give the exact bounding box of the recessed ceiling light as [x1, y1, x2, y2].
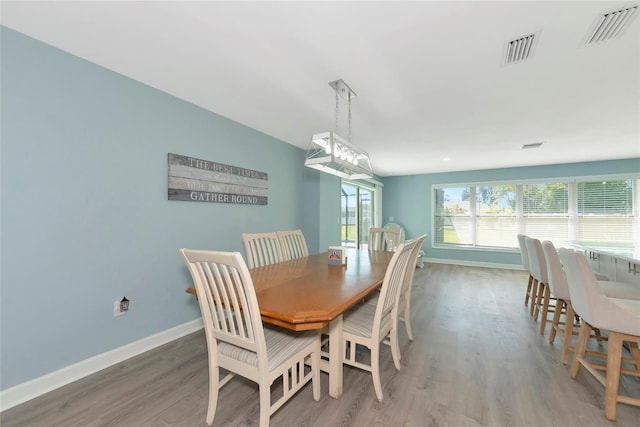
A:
[443, 157, 451, 161]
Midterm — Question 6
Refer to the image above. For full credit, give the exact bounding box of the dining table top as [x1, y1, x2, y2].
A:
[185, 248, 394, 331]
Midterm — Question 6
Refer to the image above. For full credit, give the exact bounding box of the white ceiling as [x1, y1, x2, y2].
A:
[2, 1, 639, 177]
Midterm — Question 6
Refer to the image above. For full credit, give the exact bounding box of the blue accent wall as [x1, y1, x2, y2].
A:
[382, 159, 640, 266]
[0, 27, 337, 390]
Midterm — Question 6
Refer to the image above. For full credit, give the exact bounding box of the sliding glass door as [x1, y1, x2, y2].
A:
[341, 182, 374, 248]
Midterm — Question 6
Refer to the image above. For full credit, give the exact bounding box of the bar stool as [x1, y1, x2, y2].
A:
[559, 249, 640, 421]
[525, 237, 553, 331]
[542, 240, 576, 363]
[517, 234, 536, 313]
[545, 242, 640, 363]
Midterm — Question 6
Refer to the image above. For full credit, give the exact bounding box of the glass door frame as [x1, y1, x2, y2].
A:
[341, 180, 377, 249]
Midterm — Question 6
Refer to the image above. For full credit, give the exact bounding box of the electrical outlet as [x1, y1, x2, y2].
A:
[114, 301, 125, 316]
[113, 297, 130, 317]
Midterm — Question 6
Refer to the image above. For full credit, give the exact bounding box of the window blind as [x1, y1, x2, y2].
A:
[521, 183, 569, 243]
[577, 179, 633, 244]
[433, 175, 637, 250]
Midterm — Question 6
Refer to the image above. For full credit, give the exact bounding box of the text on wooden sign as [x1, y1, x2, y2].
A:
[168, 153, 268, 205]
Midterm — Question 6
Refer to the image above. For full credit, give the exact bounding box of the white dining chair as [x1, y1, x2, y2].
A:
[341, 238, 418, 401]
[559, 249, 640, 421]
[368, 227, 401, 251]
[394, 234, 428, 346]
[242, 232, 284, 268]
[277, 229, 309, 260]
[180, 248, 321, 427]
[367, 234, 427, 358]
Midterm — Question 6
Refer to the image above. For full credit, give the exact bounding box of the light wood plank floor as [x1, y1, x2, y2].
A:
[2, 264, 639, 426]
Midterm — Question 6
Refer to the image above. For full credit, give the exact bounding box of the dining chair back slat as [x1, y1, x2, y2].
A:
[277, 229, 309, 260]
[368, 227, 401, 251]
[242, 232, 284, 269]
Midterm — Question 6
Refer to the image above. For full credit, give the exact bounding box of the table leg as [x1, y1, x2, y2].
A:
[328, 314, 344, 398]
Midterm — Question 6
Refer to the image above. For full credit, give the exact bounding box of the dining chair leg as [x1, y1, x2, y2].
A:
[570, 322, 592, 379]
[605, 332, 623, 421]
[539, 284, 551, 334]
[390, 323, 401, 371]
[371, 347, 383, 401]
[549, 299, 563, 344]
[529, 279, 539, 317]
[561, 302, 575, 365]
[206, 367, 220, 425]
[404, 299, 414, 341]
[524, 274, 534, 306]
[533, 282, 545, 321]
[259, 384, 270, 427]
[593, 328, 605, 347]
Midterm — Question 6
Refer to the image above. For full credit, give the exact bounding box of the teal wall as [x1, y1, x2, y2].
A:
[302, 167, 341, 253]
[0, 27, 338, 390]
[382, 159, 640, 266]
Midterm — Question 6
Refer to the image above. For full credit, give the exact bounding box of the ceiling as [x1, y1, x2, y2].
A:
[2, 1, 639, 177]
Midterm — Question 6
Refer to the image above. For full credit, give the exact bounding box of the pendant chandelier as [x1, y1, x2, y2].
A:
[304, 79, 373, 179]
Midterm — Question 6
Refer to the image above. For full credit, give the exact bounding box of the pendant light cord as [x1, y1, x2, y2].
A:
[335, 90, 339, 134]
[348, 92, 352, 142]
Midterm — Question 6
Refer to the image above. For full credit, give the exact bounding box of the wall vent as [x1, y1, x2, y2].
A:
[503, 32, 538, 65]
[521, 142, 544, 149]
[585, 5, 638, 45]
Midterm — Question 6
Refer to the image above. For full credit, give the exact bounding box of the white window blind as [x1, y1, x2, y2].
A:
[577, 179, 633, 244]
[521, 182, 569, 243]
[435, 187, 473, 246]
[433, 175, 637, 250]
[475, 185, 516, 248]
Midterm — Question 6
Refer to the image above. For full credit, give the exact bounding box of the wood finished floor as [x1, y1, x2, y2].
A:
[2, 264, 639, 426]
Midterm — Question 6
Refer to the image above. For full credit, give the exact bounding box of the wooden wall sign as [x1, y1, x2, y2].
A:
[168, 153, 268, 205]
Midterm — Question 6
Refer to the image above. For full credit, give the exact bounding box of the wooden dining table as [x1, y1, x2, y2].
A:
[185, 247, 393, 398]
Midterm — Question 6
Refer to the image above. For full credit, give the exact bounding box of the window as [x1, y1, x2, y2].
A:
[435, 185, 517, 248]
[341, 181, 377, 248]
[521, 182, 569, 243]
[433, 176, 638, 250]
[577, 180, 634, 244]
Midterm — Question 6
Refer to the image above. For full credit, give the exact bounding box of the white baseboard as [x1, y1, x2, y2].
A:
[0, 260, 521, 412]
[0, 318, 204, 412]
[423, 257, 523, 271]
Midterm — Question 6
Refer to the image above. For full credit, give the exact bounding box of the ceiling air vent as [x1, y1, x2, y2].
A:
[503, 32, 538, 65]
[521, 142, 544, 149]
[585, 5, 638, 45]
